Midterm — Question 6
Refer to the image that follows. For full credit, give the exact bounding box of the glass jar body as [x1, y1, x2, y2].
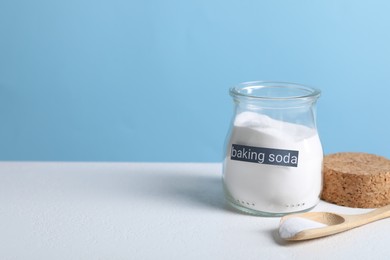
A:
[223, 82, 323, 216]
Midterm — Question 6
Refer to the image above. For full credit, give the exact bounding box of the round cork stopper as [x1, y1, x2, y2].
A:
[321, 152, 390, 208]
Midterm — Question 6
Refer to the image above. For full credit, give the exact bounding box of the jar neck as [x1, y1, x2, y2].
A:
[230, 82, 321, 129]
[233, 97, 319, 110]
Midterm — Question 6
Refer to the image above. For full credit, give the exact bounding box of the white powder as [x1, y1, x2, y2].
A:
[223, 111, 323, 214]
[278, 217, 327, 239]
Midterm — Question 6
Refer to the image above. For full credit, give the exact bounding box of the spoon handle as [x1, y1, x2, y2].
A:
[359, 204, 390, 222]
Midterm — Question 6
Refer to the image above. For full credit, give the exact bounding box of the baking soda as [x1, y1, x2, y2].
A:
[278, 217, 327, 239]
[223, 111, 323, 214]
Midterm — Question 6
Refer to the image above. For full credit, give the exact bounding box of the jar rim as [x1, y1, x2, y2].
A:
[230, 81, 321, 101]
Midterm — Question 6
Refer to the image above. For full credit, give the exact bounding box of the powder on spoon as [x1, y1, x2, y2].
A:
[278, 217, 328, 239]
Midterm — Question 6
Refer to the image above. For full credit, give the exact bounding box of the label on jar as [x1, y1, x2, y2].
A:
[230, 144, 299, 167]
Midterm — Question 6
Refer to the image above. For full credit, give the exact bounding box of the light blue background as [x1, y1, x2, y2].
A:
[1, 0, 390, 162]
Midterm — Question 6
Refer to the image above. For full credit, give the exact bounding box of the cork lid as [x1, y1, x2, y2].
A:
[322, 152, 390, 208]
[324, 152, 390, 176]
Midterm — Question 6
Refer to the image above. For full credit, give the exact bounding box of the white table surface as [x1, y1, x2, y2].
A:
[0, 162, 389, 260]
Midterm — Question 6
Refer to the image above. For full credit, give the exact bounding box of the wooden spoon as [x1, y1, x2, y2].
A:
[279, 204, 390, 241]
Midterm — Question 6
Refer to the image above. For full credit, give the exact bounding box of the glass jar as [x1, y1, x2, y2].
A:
[223, 81, 323, 217]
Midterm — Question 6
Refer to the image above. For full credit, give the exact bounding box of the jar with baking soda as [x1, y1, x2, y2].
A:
[223, 81, 323, 216]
